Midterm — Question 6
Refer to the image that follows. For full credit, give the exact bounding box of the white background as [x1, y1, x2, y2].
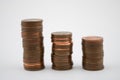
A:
[0, 0, 120, 80]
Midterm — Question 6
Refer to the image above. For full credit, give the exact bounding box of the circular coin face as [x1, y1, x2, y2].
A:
[51, 31, 72, 38]
[22, 19, 43, 22]
[21, 18, 43, 27]
[82, 36, 103, 43]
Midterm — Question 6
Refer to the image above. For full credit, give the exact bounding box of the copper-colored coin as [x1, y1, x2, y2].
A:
[23, 46, 41, 50]
[83, 56, 103, 64]
[52, 61, 73, 66]
[82, 58, 103, 64]
[52, 54, 71, 58]
[82, 62, 104, 71]
[23, 43, 39, 47]
[52, 48, 72, 51]
[82, 46, 103, 52]
[22, 32, 42, 39]
[52, 60, 72, 63]
[23, 38, 43, 42]
[83, 52, 104, 58]
[22, 27, 43, 32]
[23, 59, 43, 63]
[52, 43, 72, 49]
[22, 25, 42, 29]
[23, 52, 43, 58]
[52, 52, 72, 56]
[52, 56, 72, 62]
[52, 64, 72, 67]
[53, 42, 72, 45]
[52, 65, 72, 70]
[51, 31, 72, 38]
[82, 36, 103, 44]
[51, 37, 72, 42]
[24, 62, 44, 71]
[21, 19, 43, 27]
[23, 41, 40, 46]
[52, 49, 72, 53]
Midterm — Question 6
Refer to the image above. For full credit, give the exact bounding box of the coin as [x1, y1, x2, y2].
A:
[52, 52, 72, 56]
[21, 19, 43, 27]
[52, 65, 72, 70]
[51, 31, 72, 38]
[24, 62, 45, 71]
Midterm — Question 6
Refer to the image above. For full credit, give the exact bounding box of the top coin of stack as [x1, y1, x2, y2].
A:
[21, 19, 44, 71]
[51, 31, 73, 70]
[82, 36, 104, 71]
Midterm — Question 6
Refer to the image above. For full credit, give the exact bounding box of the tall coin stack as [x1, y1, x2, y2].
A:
[21, 19, 45, 71]
[51, 31, 73, 70]
[82, 36, 104, 71]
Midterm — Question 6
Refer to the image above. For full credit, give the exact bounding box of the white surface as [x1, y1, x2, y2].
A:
[0, 0, 120, 80]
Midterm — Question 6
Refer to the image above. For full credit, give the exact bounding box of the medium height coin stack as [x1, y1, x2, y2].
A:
[51, 32, 73, 70]
[82, 36, 104, 71]
[21, 19, 45, 71]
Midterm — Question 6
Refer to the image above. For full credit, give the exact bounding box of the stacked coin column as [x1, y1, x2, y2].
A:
[51, 32, 73, 70]
[82, 36, 104, 71]
[21, 19, 44, 70]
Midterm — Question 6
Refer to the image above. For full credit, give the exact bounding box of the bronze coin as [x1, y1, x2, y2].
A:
[52, 50, 72, 54]
[52, 54, 71, 58]
[22, 27, 43, 32]
[82, 48, 103, 53]
[52, 64, 72, 67]
[82, 59, 103, 65]
[51, 37, 72, 42]
[51, 31, 72, 38]
[52, 49, 72, 53]
[52, 52, 72, 56]
[52, 43, 72, 49]
[83, 52, 104, 58]
[23, 38, 43, 42]
[23, 58, 43, 63]
[21, 32, 42, 39]
[22, 25, 42, 28]
[83, 56, 103, 59]
[24, 62, 45, 71]
[23, 52, 43, 58]
[23, 43, 39, 47]
[52, 65, 72, 70]
[52, 61, 73, 66]
[82, 36, 103, 44]
[21, 19, 43, 27]
[52, 48, 72, 51]
[53, 42, 73, 45]
[52, 57, 72, 62]
[82, 62, 104, 71]
[51, 58, 72, 63]
[23, 40, 41, 45]
[23, 45, 44, 50]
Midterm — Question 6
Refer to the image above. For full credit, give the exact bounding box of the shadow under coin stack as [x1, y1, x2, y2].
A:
[51, 32, 73, 70]
[21, 19, 45, 71]
[82, 36, 104, 71]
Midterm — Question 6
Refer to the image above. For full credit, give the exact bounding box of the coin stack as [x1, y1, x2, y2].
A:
[51, 31, 73, 70]
[21, 19, 45, 71]
[82, 36, 104, 71]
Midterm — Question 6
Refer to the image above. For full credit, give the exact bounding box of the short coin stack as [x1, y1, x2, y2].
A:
[21, 19, 45, 71]
[51, 31, 73, 70]
[82, 36, 104, 71]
